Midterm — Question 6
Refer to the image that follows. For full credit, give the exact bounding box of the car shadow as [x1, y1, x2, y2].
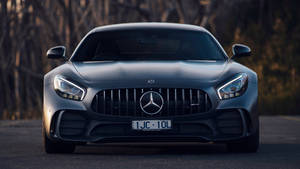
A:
[72, 143, 300, 156]
[74, 142, 228, 155]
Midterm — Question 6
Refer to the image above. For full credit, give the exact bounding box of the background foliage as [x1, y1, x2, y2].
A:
[0, 0, 299, 119]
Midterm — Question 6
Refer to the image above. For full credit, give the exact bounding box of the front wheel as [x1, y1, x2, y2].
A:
[43, 127, 75, 154]
[227, 129, 259, 153]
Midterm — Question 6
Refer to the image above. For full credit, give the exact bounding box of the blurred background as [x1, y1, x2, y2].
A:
[0, 0, 299, 119]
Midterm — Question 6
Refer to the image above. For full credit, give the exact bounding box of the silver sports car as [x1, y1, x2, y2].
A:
[43, 23, 259, 153]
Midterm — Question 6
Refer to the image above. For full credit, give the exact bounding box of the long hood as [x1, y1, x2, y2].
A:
[72, 61, 228, 83]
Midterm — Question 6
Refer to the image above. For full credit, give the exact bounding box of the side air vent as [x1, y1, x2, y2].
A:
[216, 110, 243, 136]
[59, 111, 87, 137]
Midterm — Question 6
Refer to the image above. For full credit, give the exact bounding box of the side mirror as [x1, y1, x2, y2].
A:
[232, 44, 251, 58]
[47, 46, 66, 59]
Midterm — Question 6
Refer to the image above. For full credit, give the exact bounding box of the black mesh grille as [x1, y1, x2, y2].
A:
[91, 88, 211, 117]
[216, 110, 243, 136]
[59, 111, 87, 137]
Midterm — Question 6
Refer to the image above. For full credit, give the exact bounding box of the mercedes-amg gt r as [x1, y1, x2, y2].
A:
[43, 23, 259, 153]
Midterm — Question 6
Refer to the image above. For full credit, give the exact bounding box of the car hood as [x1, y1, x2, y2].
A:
[72, 60, 228, 83]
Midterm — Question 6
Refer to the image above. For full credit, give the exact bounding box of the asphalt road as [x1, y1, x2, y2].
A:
[1, 116, 300, 169]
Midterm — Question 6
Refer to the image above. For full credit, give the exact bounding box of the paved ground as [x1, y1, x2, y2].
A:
[0, 116, 300, 169]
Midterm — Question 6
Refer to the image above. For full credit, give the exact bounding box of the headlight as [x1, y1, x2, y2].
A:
[53, 75, 86, 101]
[217, 73, 248, 100]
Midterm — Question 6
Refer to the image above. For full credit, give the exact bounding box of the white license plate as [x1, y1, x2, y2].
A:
[132, 120, 172, 131]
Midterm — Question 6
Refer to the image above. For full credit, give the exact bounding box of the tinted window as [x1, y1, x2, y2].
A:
[72, 30, 225, 61]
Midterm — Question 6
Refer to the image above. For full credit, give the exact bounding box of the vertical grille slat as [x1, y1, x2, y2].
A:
[103, 90, 106, 114]
[92, 88, 211, 117]
[110, 90, 113, 114]
[167, 88, 170, 116]
[197, 90, 200, 113]
[94, 94, 99, 113]
[126, 89, 129, 115]
[189, 89, 193, 114]
[182, 89, 185, 115]
[141, 88, 144, 117]
[134, 88, 137, 116]
[118, 89, 121, 115]
[205, 93, 208, 112]
[174, 88, 178, 115]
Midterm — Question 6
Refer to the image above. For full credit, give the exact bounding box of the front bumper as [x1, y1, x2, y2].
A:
[44, 73, 258, 144]
[47, 108, 255, 143]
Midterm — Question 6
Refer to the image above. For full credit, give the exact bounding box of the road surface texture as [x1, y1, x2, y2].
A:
[1, 116, 300, 169]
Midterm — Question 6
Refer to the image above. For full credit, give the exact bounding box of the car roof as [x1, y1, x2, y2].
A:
[90, 22, 209, 33]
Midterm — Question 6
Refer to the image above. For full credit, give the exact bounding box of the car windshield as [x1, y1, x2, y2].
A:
[72, 30, 226, 61]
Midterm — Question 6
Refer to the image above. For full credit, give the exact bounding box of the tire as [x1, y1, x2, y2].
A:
[227, 129, 259, 153]
[43, 127, 75, 154]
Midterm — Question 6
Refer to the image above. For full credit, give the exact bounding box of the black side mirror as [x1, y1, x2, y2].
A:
[232, 44, 251, 58]
[47, 46, 66, 59]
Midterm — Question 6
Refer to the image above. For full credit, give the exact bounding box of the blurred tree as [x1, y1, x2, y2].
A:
[0, 0, 299, 119]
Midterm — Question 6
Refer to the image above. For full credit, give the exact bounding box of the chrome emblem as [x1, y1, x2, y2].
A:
[147, 79, 155, 84]
[140, 91, 164, 115]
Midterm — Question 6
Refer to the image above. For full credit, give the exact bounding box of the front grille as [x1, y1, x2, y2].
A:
[91, 88, 211, 117]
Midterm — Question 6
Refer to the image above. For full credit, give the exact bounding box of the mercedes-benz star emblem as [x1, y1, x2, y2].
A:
[140, 91, 164, 115]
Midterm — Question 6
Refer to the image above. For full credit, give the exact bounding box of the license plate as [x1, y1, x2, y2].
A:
[132, 120, 172, 131]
